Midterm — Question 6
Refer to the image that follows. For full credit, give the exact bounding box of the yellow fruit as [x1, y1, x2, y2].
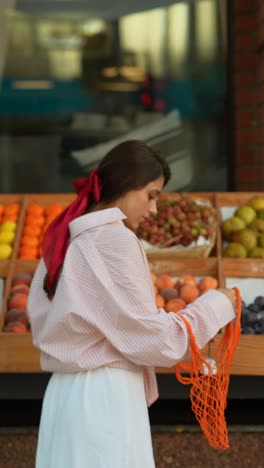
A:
[0, 221, 17, 233]
[0, 231, 15, 245]
[0, 244, 12, 259]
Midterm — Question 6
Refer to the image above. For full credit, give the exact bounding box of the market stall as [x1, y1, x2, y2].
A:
[0, 192, 263, 376]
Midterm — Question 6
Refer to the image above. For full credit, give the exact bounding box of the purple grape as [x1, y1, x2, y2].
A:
[247, 311, 258, 325]
[242, 326, 255, 334]
[249, 303, 261, 313]
[254, 296, 264, 308]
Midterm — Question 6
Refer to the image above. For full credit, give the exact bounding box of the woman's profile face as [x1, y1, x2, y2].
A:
[117, 175, 164, 231]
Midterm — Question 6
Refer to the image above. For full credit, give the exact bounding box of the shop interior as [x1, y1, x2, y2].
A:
[0, 0, 228, 194]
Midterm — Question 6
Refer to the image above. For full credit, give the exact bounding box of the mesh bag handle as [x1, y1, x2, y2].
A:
[175, 287, 241, 450]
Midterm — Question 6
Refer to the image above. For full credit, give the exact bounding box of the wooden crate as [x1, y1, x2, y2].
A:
[145, 192, 218, 260]
[0, 193, 76, 372]
[0, 194, 26, 266]
[216, 192, 264, 376]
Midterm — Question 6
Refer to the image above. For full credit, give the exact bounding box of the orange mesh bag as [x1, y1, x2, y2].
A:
[175, 287, 241, 450]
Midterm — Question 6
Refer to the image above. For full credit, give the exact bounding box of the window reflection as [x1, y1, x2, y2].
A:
[0, 1, 228, 194]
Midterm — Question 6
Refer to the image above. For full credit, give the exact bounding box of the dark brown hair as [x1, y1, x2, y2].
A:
[95, 140, 171, 204]
[43, 140, 170, 298]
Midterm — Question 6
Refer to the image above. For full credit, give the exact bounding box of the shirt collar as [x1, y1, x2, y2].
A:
[69, 207, 127, 240]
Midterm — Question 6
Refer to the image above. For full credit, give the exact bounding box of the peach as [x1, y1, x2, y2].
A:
[156, 274, 175, 290]
[12, 272, 33, 287]
[8, 293, 28, 310]
[156, 294, 165, 308]
[159, 287, 179, 302]
[165, 298, 186, 313]
[9, 284, 30, 297]
[180, 284, 199, 304]
[4, 321, 28, 333]
[177, 275, 197, 287]
[198, 276, 218, 294]
[6, 308, 30, 328]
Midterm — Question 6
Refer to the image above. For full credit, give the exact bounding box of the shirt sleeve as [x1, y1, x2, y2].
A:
[78, 226, 236, 368]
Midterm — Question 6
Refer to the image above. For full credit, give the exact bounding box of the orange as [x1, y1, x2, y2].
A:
[2, 214, 18, 223]
[26, 204, 44, 217]
[20, 236, 39, 249]
[4, 203, 20, 216]
[18, 246, 38, 259]
[45, 204, 64, 217]
[23, 225, 42, 238]
[24, 215, 45, 228]
[0, 204, 4, 217]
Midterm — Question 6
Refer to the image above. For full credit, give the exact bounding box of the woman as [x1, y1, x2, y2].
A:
[28, 140, 236, 468]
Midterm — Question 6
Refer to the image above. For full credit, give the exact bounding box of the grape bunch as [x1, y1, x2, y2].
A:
[241, 296, 264, 335]
[136, 193, 216, 248]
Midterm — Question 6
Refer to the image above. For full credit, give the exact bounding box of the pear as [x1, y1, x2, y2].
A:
[248, 218, 264, 234]
[235, 205, 256, 225]
[232, 229, 257, 252]
[258, 234, 264, 248]
[221, 216, 246, 240]
[249, 196, 264, 211]
[258, 209, 264, 220]
[223, 242, 247, 258]
[248, 246, 264, 258]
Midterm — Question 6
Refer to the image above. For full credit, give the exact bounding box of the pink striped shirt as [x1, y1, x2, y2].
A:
[28, 208, 235, 406]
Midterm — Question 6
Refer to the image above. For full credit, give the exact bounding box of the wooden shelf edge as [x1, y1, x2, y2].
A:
[0, 333, 41, 372]
[209, 335, 264, 376]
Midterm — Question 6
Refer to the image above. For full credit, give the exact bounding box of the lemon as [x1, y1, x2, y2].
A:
[0, 243, 12, 259]
[0, 231, 15, 245]
[0, 221, 17, 233]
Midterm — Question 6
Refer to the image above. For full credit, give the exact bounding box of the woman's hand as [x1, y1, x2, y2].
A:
[217, 288, 237, 314]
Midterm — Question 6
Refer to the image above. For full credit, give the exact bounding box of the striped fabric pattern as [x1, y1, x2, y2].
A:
[28, 208, 235, 406]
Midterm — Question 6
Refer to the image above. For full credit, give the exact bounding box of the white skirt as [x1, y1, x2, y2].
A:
[36, 367, 156, 468]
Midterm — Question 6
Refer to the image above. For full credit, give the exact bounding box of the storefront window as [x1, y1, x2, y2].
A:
[0, 0, 228, 194]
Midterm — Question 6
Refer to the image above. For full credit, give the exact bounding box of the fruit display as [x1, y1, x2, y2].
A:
[0, 203, 20, 260]
[136, 193, 217, 250]
[18, 203, 64, 259]
[0, 192, 264, 377]
[221, 196, 264, 258]
[3, 271, 34, 333]
[241, 296, 264, 335]
[152, 273, 218, 311]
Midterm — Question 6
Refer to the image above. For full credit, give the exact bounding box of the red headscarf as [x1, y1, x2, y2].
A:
[42, 168, 102, 294]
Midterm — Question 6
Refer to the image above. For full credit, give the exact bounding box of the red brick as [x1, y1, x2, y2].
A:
[234, 0, 255, 13]
[234, 52, 257, 70]
[235, 89, 256, 108]
[257, 2, 264, 22]
[235, 33, 256, 51]
[236, 129, 258, 146]
[257, 129, 264, 144]
[235, 71, 255, 88]
[235, 15, 256, 32]
[257, 105, 264, 123]
[236, 110, 256, 128]
[257, 147, 264, 164]
[257, 58, 264, 83]
[257, 22, 264, 47]
[236, 166, 260, 185]
[237, 149, 255, 164]
[256, 85, 264, 105]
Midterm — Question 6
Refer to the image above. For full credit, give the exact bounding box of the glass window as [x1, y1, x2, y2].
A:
[0, 0, 228, 193]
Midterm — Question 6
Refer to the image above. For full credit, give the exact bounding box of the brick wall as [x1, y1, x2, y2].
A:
[231, 0, 264, 190]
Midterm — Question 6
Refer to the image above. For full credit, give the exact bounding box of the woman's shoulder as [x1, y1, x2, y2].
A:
[98, 221, 138, 244]
[96, 222, 143, 260]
